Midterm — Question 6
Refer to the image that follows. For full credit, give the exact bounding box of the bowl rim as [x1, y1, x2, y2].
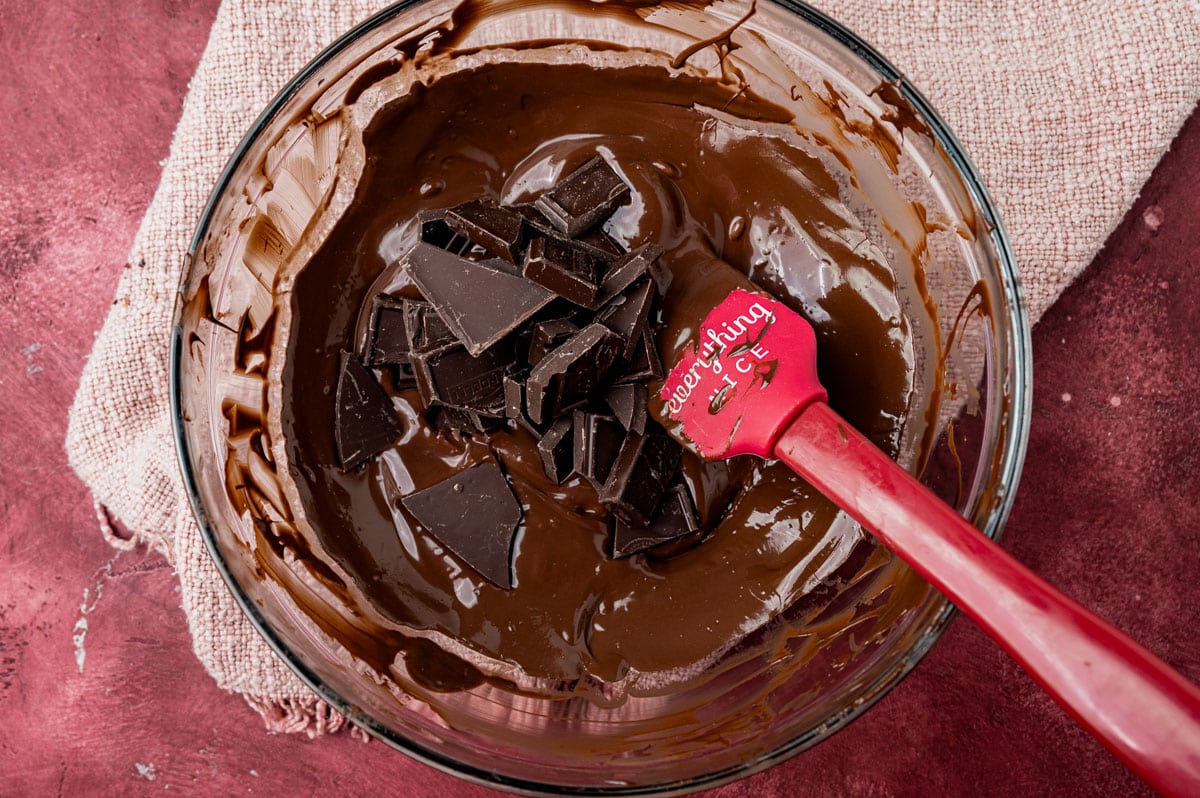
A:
[169, 1, 1033, 794]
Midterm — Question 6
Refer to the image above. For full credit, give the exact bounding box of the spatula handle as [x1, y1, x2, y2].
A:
[775, 401, 1200, 796]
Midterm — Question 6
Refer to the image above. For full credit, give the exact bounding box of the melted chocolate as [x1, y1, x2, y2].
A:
[277, 61, 929, 689]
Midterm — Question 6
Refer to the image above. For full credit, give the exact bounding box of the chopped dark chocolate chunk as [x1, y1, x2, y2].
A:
[604, 383, 648, 434]
[610, 483, 701, 558]
[364, 294, 409, 366]
[475, 412, 507, 434]
[527, 318, 578, 367]
[599, 431, 683, 526]
[534, 156, 631, 237]
[410, 339, 513, 415]
[514, 203, 622, 262]
[525, 323, 623, 424]
[512, 203, 558, 238]
[501, 368, 544, 435]
[478, 256, 523, 277]
[444, 200, 527, 264]
[334, 350, 403, 471]
[394, 363, 418, 389]
[573, 227, 625, 264]
[503, 373, 525, 421]
[515, 211, 621, 270]
[417, 209, 472, 254]
[430, 405, 506, 436]
[375, 360, 417, 392]
[593, 244, 664, 307]
[616, 328, 663, 383]
[404, 241, 554, 355]
[364, 163, 679, 559]
[537, 416, 575, 484]
[401, 462, 521, 589]
[403, 298, 457, 353]
[572, 410, 625, 489]
[523, 237, 598, 307]
[598, 278, 655, 360]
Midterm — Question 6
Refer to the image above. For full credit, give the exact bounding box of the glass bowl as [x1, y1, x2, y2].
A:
[171, 0, 1031, 793]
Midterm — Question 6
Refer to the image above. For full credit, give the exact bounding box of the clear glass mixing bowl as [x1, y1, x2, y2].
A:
[171, 1, 1031, 793]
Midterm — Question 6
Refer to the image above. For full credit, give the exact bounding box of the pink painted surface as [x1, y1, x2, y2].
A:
[2, 1, 1197, 794]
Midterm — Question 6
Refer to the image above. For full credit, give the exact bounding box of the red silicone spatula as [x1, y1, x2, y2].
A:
[660, 285, 1200, 796]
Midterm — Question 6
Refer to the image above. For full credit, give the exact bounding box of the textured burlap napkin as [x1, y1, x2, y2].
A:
[65, 0, 1199, 734]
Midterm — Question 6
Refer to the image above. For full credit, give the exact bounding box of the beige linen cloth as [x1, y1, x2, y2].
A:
[66, 0, 1200, 735]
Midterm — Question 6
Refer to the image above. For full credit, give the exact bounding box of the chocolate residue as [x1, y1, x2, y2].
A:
[669, 0, 757, 72]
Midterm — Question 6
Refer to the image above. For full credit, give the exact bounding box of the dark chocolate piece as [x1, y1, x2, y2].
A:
[523, 237, 598, 307]
[603, 383, 648, 434]
[593, 244, 663, 307]
[334, 351, 403, 471]
[598, 278, 655, 360]
[501, 369, 544, 435]
[503, 374, 525, 421]
[599, 431, 683, 526]
[392, 362, 418, 390]
[430, 405, 505, 436]
[431, 406, 472, 436]
[401, 462, 521, 589]
[512, 203, 558, 239]
[616, 328, 663, 383]
[444, 200, 527, 264]
[533, 156, 631, 236]
[525, 323, 623, 424]
[417, 209, 472, 255]
[364, 294, 409, 366]
[374, 360, 417, 392]
[577, 227, 625, 259]
[537, 416, 575, 484]
[403, 299, 457, 353]
[410, 340, 512, 416]
[611, 483, 701, 558]
[527, 318, 578, 367]
[572, 410, 625, 489]
[514, 203, 621, 262]
[404, 241, 554, 355]
[479, 256, 523, 277]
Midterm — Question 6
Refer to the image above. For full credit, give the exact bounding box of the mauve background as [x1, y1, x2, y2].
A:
[1, 0, 1197, 794]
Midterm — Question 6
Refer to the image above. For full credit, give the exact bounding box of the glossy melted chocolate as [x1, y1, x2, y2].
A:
[277, 58, 935, 692]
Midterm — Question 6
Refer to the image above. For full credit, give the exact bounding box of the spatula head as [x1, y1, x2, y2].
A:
[660, 288, 826, 459]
